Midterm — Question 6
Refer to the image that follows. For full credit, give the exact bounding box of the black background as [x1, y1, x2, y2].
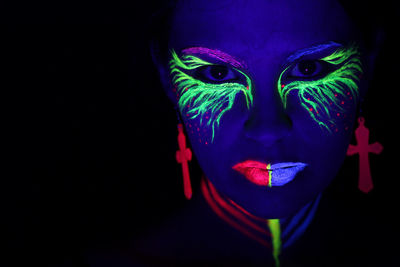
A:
[2, 1, 399, 266]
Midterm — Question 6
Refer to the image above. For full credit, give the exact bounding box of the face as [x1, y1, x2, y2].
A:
[162, 0, 366, 218]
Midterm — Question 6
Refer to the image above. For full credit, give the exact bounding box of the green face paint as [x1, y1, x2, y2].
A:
[169, 50, 253, 142]
[277, 44, 363, 132]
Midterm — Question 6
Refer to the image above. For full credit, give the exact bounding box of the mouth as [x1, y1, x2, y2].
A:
[232, 160, 308, 187]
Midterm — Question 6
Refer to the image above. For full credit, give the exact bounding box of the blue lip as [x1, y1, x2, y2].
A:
[269, 162, 307, 186]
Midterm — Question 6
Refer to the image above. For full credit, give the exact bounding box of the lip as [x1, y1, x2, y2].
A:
[232, 160, 308, 187]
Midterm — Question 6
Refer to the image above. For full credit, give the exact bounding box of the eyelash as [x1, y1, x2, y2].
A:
[183, 50, 352, 92]
[190, 65, 245, 84]
[277, 44, 363, 132]
[286, 59, 336, 81]
[169, 45, 361, 138]
[168, 50, 254, 142]
[188, 58, 337, 86]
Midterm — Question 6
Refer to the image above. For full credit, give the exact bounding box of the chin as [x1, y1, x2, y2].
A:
[253, 201, 308, 219]
[232, 182, 322, 219]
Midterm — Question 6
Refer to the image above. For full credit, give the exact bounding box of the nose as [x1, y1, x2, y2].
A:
[244, 85, 292, 147]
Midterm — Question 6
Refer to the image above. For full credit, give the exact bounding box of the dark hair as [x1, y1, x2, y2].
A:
[338, 0, 391, 49]
[147, 0, 177, 65]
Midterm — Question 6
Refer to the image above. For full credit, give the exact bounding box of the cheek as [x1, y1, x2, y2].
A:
[314, 90, 357, 133]
[174, 86, 223, 146]
[182, 112, 214, 146]
[180, 102, 247, 147]
[284, 80, 360, 137]
[172, 86, 209, 144]
[174, 82, 253, 146]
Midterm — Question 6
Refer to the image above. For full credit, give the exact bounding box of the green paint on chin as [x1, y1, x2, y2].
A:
[169, 50, 253, 142]
[277, 44, 363, 132]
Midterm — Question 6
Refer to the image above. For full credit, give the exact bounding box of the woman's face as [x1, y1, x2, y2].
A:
[164, 0, 365, 218]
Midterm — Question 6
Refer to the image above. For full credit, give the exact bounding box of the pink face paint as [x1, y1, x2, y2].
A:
[181, 47, 246, 69]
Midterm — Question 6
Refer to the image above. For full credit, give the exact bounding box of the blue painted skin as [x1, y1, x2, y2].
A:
[160, 0, 369, 220]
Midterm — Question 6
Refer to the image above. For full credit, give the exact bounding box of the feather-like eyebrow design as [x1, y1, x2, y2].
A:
[169, 50, 253, 143]
[181, 47, 247, 69]
[284, 41, 344, 64]
[278, 42, 362, 133]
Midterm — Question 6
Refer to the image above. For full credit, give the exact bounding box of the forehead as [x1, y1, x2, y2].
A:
[169, 0, 356, 59]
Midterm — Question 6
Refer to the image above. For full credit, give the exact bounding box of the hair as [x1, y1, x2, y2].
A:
[337, 0, 389, 50]
[147, 0, 177, 66]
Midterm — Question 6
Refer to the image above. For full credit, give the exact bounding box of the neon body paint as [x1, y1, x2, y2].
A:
[201, 177, 322, 266]
[267, 219, 282, 267]
[201, 178, 286, 267]
[169, 49, 253, 142]
[277, 43, 362, 132]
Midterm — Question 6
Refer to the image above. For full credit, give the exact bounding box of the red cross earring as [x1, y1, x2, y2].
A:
[176, 123, 193, 200]
[347, 117, 383, 193]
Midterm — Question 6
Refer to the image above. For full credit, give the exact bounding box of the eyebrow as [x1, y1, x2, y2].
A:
[285, 41, 343, 64]
[181, 47, 247, 69]
[181, 42, 343, 70]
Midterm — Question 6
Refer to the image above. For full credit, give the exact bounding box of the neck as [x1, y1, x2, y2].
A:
[200, 177, 321, 265]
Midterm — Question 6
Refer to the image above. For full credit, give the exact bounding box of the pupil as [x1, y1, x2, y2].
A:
[210, 65, 228, 79]
[298, 60, 317, 75]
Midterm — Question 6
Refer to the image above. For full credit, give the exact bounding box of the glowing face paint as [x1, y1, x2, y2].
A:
[169, 50, 253, 142]
[277, 43, 362, 132]
[267, 163, 272, 188]
[182, 47, 246, 69]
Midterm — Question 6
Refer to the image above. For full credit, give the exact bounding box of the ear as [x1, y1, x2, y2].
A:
[359, 26, 385, 101]
[150, 40, 178, 106]
[363, 26, 385, 82]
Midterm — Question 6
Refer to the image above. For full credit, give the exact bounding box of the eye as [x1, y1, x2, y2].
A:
[192, 65, 241, 84]
[289, 59, 333, 80]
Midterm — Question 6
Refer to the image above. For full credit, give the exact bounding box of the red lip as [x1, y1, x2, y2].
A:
[232, 160, 271, 186]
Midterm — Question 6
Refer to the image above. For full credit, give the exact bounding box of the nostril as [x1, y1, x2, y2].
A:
[244, 114, 292, 146]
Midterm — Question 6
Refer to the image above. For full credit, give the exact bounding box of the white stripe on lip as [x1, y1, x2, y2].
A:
[269, 162, 308, 186]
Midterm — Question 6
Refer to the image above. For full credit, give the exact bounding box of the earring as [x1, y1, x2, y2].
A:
[347, 117, 383, 193]
[176, 123, 193, 199]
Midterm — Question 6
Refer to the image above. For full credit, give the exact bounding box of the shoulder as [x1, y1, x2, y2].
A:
[88, 194, 273, 266]
[130, 197, 270, 264]
[283, 186, 397, 266]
